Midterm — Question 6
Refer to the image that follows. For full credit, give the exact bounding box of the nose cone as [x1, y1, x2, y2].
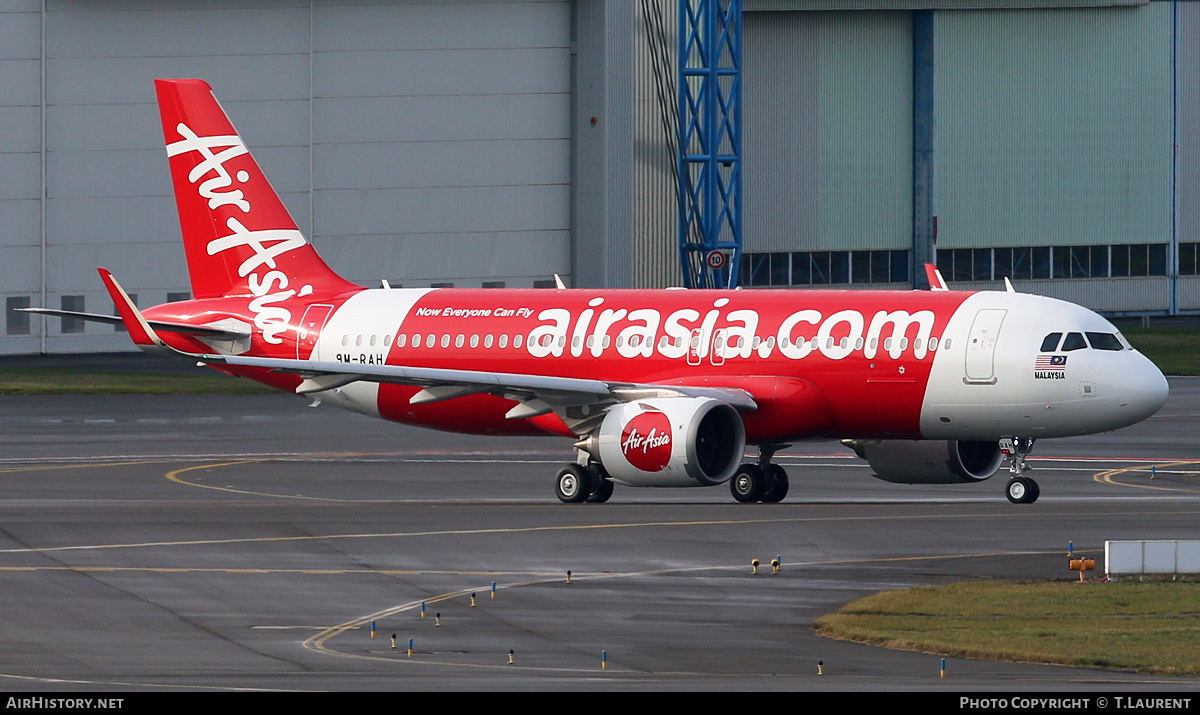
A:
[1114, 352, 1169, 427]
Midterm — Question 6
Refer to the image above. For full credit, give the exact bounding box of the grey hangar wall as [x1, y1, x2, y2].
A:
[1, 0, 1195, 354]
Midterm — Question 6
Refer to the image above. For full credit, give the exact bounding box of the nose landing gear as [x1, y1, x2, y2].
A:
[1000, 437, 1039, 504]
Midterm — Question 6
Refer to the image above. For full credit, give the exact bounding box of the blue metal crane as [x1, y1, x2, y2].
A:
[678, 0, 741, 288]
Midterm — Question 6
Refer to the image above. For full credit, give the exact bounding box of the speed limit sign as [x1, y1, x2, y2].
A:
[705, 251, 726, 270]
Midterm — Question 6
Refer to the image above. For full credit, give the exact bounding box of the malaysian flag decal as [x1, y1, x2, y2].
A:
[1035, 355, 1067, 370]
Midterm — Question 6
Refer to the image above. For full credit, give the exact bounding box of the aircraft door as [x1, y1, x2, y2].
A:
[296, 304, 334, 360]
[710, 329, 727, 366]
[964, 308, 1007, 384]
[687, 328, 703, 366]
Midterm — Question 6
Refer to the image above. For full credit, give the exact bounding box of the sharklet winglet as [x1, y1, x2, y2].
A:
[97, 268, 172, 356]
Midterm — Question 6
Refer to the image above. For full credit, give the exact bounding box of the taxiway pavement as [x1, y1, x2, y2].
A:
[0, 378, 1197, 691]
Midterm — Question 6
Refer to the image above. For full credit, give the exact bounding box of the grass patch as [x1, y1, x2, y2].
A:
[0, 368, 276, 395]
[814, 581, 1200, 675]
[1121, 326, 1200, 376]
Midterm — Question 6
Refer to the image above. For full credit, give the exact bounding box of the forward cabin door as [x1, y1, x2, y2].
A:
[964, 309, 1007, 384]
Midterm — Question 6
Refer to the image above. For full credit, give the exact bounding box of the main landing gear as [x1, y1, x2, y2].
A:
[554, 462, 613, 504]
[730, 444, 791, 504]
[1001, 437, 1039, 504]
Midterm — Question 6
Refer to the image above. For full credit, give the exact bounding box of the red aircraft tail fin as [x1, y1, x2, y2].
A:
[154, 79, 357, 300]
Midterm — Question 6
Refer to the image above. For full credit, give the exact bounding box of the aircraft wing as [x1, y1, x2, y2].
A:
[96, 266, 756, 424]
[200, 352, 759, 420]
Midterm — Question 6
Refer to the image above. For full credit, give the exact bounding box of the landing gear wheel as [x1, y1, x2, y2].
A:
[585, 462, 613, 503]
[555, 464, 593, 503]
[761, 464, 789, 503]
[1005, 476, 1039, 504]
[730, 464, 766, 503]
[588, 478, 614, 503]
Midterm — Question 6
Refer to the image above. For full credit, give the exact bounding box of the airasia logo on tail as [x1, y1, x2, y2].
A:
[166, 122, 310, 344]
[620, 409, 673, 472]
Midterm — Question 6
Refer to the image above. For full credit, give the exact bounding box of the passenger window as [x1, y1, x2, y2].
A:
[1086, 332, 1123, 351]
[1040, 333, 1062, 352]
[396, 334, 406, 348]
[1061, 332, 1087, 351]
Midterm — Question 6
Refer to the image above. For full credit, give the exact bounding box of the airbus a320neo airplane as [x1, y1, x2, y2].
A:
[27, 79, 1169, 505]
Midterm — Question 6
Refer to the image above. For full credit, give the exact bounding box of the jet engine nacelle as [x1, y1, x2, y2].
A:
[844, 439, 1003, 484]
[584, 397, 745, 488]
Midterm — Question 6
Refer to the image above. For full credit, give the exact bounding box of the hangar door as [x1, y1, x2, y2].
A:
[310, 1, 573, 288]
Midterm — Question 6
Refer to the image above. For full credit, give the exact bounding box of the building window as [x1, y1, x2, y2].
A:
[482, 281, 505, 288]
[6, 297, 30, 335]
[532, 279, 557, 289]
[938, 247, 993, 282]
[60, 295, 84, 334]
[1181, 243, 1200, 276]
[744, 250, 907, 287]
[167, 292, 190, 302]
[745, 244, 1172, 287]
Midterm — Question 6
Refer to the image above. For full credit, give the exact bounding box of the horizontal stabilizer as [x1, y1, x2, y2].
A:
[18, 308, 250, 341]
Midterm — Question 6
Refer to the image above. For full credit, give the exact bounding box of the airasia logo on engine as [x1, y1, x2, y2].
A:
[620, 410, 673, 472]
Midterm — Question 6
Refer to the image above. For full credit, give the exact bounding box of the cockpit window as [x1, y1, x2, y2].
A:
[1039, 333, 1062, 352]
[1086, 332, 1124, 351]
[1061, 332, 1088, 351]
